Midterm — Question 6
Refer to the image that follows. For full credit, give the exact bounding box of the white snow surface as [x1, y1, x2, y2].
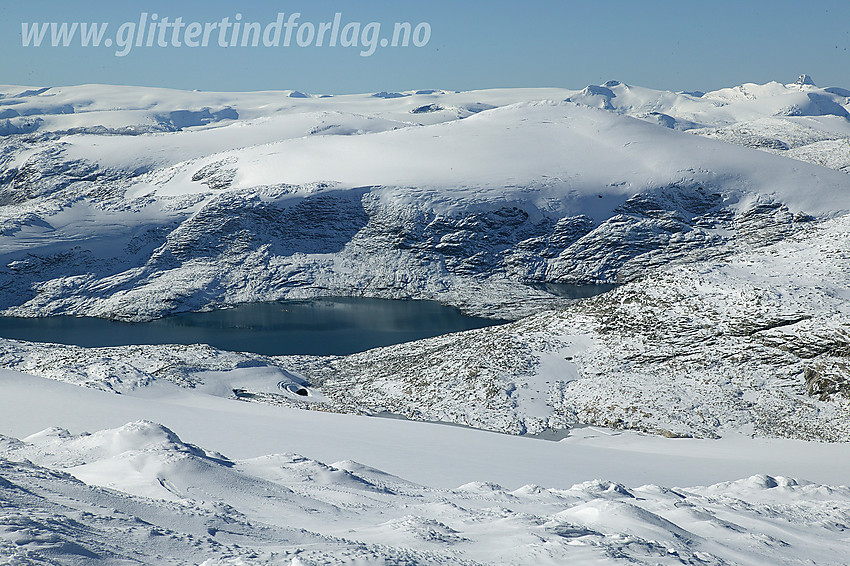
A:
[17, 82, 850, 214]
[3, 79, 850, 563]
[2, 369, 850, 565]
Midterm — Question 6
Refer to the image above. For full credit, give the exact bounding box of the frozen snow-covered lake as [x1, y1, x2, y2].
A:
[0, 297, 508, 355]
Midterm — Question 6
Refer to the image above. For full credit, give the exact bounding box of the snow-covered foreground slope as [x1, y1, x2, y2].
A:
[2, 370, 850, 565]
[4, 432, 850, 566]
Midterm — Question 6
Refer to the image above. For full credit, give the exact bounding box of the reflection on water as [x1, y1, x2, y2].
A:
[0, 297, 506, 356]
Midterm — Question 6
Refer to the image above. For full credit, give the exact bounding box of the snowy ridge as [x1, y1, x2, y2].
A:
[3, 420, 850, 565]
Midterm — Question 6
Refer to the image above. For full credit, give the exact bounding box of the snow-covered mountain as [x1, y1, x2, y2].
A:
[1, 79, 849, 321]
[6, 209, 849, 441]
[3, 78, 850, 564]
[2, 78, 849, 437]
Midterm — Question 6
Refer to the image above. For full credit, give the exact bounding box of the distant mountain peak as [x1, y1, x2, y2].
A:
[796, 74, 815, 86]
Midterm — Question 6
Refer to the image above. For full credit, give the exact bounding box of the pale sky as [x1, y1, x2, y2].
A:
[2, 0, 849, 93]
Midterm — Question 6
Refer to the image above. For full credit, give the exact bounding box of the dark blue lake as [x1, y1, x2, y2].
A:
[530, 282, 617, 299]
[0, 297, 507, 356]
